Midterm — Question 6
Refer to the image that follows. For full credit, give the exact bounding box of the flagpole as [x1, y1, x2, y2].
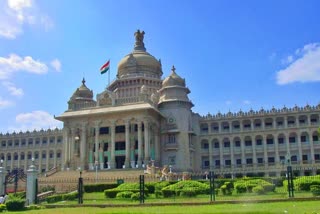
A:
[108, 60, 110, 87]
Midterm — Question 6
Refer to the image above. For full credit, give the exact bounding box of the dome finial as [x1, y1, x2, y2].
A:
[171, 65, 176, 73]
[82, 78, 86, 85]
[134, 30, 146, 51]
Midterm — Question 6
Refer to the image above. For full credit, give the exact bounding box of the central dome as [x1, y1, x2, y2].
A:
[117, 30, 162, 79]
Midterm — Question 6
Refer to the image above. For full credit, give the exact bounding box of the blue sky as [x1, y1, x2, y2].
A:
[0, 0, 320, 133]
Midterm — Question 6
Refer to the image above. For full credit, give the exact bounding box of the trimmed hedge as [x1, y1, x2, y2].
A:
[84, 183, 118, 193]
[161, 180, 209, 197]
[5, 198, 25, 211]
[46, 191, 78, 203]
[310, 185, 320, 196]
[0, 204, 6, 212]
[291, 175, 320, 191]
[116, 191, 134, 199]
[104, 183, 148, 198]
[234, 179, 274, 194]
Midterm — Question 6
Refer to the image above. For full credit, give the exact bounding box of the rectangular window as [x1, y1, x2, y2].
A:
[256, 139, 262, 146]
[301, 136, 307, 142]
[115, 125, 125, 133]
[99, 127, 109, 135]
[49, 153, 53, 158]
[315, 154, 320, 160]
[225, 160, 231, 166]
[28, 140, 33, 145]
[28, 154, 32, 159]
[302, 155, 308, 161]
[57, 153, 61, 158]
[42, 153, 46, 159]
[313, 136, 319, 141]
[15, 140, 19, 146]
[214, 142, 219, 148]
[289, 137, 296, 143]
[169, 156, 176, 165]
[267, 139, 274, 145]
[268, 157, 275, 163]
[277, 121, 283, 126]
[257, 158, 263, 164]
[280, 156, 285, 161]
[35, 154, 39, 159]
[215, 160, 220, 166]
[202, 143, 209, 149]
[299, 120, 305, 124]
[278, 138, 284, 144]
[168, 134, 176, 144]
[103, 143, 108, 151]
[224, 142, 230, 148]
[213, 126, 219, 131]
[255, 123, 261, 127]
[233, 125, 240, 129]
[57, 138, 62, 143]
[223, 126, 229, 130]
[235, 141, 241, 147]
[115, 142, 125, 150]
[246, 158, 253, 164]
[291, 155, 297, 162]
[288, 120, 295, 125]
[236, 159, 241, 165]
[265, 122, 272, 126]
[245, 141, 252, 146]
[20, 154, 25, 160]
[135, 141, 138, 150]
[42, 140, 47, 144]
[244, 124, 251, 128]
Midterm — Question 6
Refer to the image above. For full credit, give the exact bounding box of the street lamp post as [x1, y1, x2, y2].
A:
[78, 167, 83, 204]
[286, 152, 294, 197]
[94, 161, 98, 183]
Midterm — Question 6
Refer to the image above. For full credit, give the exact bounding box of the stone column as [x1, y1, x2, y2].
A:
[46, 150, 49, 171]
[94, 123, 100, 168]
[62, 127, 69, 170]
[275, 137, 280, 165]
[219, 138, 223, 168]
[263, 135, 268, 167]
[38, 150, 42, 173]
[110, 121, 115, 169]
[309, 131, 315, 164]
[209, 139, 213, 170]
[0, 163, 5, 195]
[26, 161, 38, 205]
[137, 121, 143, 167]
[240, 137, 245, 168]
[297, 132, 303, 165]
[54, 151, 57, 168]
[154, 128, 160, 165]
[252, 135, 257, 167]
[80, 123, 87, 170]
[125, 120, 130, 168]
[144, 120, 150, 164]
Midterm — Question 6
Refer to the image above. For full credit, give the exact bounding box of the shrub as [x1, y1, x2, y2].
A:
[155, 181, 171, 191]
[116, 191, 134, 199]
[262, 184, 275, 192]
[234, 183, 246, 194]
[27, 204, 42, 210]
[13, 191, 26, 199]
[252, 185, 264, 195]
[46, 195, 63, 203]
[104, 189, 119, 198]
[5, 198, 25, 211]
[84, 183, 118, 193]
[179, 189, 197, 197]
[131, 192, 145, 201]
[63, 192, 78, 201]
[293, 176, 320, 191]
[104, 183, 148, 198]
[161, 180, 209, 197]
[310, 185, 320, 196]
[161, 189, 176, 198]
[145, 182, 157, 194]
[0, 204, 6, 213]
[220, 182, 233, 195]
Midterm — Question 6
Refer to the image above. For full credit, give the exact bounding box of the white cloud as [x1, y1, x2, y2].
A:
[276, 43, 320, 85]
[8, 110, 62, 132]
[0, 53, 48, 79]
[243, 100, 251, 105]
[50, 59, 61, 72]
[2, 81, 24, 96]
[0, 97, 13, 109]
[0, 0, 53, 39]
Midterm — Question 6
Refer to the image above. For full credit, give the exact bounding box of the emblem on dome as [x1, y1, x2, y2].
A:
[127, 53, 136, 66]
[134, 30, 146, 51]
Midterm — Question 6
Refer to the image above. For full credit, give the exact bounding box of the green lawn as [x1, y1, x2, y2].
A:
[8, 201, 320, 214]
